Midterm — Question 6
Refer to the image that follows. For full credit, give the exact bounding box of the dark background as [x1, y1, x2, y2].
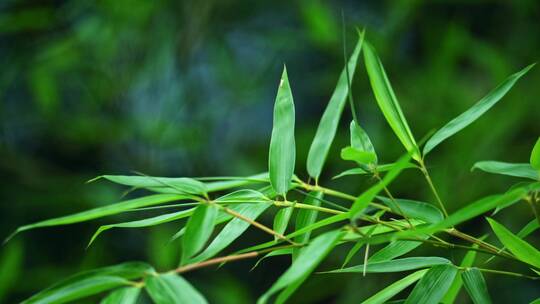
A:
[1, 0, 539, 303]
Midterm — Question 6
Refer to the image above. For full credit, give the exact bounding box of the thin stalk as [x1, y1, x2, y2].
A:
[418, 161, 449, 217]
[373, 172, 414, 229]
[274, 200, 344, 215]
[172, 252, 259, 274]
[471, 267, 539, 280]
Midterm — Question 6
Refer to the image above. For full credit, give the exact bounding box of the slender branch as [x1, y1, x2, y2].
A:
[373, 171, 414, 229]
[173, 252, 259, 274]
[418, 162, 449, 217]
[472, 267, 539, 280]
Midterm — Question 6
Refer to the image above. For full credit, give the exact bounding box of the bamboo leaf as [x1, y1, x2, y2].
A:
[257, 230, 342, 304]
[472, 161, 539, 180]
[306, 32, 364, 179]
[487, 217, 540, 268]
[423, 64, 535, 155]
[442, 244, 479, 304]
[181, 204, 218, 264]
[5, 194, 186, 243]
[462, 268, 492, 304]
[101, 287, 140, 304]
[361, 269, 428, 304]
[269, 66, 296, 196]
[363, 41, 420, 161]
[531, 137, 540, 170]
[378, 197, 444, 224]
[251, 248, 293, 271]
[350, 121, 377, 160]
[145, 273, 207, 304]
[341, 146, 377, 165]
[273, 207, 294, 238]
[333, 162, 417, 179]
[368, 236, 428, 263]
[93, 175, 207, 195]
[404, 264, 458, 304]
[294, 191, 323, 246]
[325, 257, 451, 274]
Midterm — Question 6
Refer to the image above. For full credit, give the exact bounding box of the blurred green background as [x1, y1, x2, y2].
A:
[1, 0, 539, 303]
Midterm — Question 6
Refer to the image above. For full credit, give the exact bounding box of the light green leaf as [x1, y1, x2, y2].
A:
[257, 230, 342, 304]
[531, 298, 540, 304]
[294, 191, 323, 247]
[269, 66, 296, 196]
[472, 161, 539, 180]
[350, 153, 412, 219]
[487, 217, 540, 268]
[378, 197, 444, 224]
[5, 194, 186, 243]
[89, 208, 195, 247]
[369, 236, 428, 263]
[306, 32, 364, 179]
[361, 269, 428, 304]
[424, 64, 535, 155]
[273, 207, 294, 239]
[350, 121, 377, 164]
[341, 146, 377, 165]
[531, 137, 540, 170]
[462, 268, 492, 304]
[189, 202, 270, 263]
[405, 264, 458, 304]
[181, 204, 218, 263]
[203, 173, 270, 192]
[442, 244, 478, 304]
[101, 287, 140, 304]
[145, 273, 207, 304]
[214, 189, 270, 204]
[363, 41, 420, 161]
[326, 257, 451, 274]
[93, 175, 207, 195]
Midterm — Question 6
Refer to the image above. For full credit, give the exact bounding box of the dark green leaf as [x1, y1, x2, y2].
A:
[423, 64, 535, 155]
[378, 197, 444, 224]
[442, 244, 479, 303]
[472, 161, 539, 180]
[145, 273, 207, 304]
[326, 257, 451, 274]
[361, 270, 428, 304]
[530, 137, 540, 170]
[181, 204, 218, 263]
[306, 32, 364, 180]
[363, 41, 420, 161]
[101, 287, 140, 304]
[405, 264, 458, 304]
[462, 268, 492, 304]
[269, 66, 296, 196]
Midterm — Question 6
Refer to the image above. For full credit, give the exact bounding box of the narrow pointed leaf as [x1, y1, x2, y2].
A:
[378, 197, 444, 224]
[273, 207, 294, 239]
[361, 269, 428, 304]
[181, 204, 218, 263]
[94, 175, 207, 195]
[203, 173, 270, 192]
[442, 244, 479, 304]
[306, 32, 364, 179]
[350, 121, 377, 160]
[269, 67, 296, 196]
[531, 137, 540, 170]
[341, 146, 377, 165]
[333, 162, 416, 179]
[101, 287, 140, 304]
[257, 230, 342, 304]
[369, 236, 428, 263]
[472, 161, 539, 180]
[294, 191, 323, 245]
[424, 64, 535, 155]
[326, 257, 451, 274]
[145, 273, 207, 304]
[462, 268, 492, 304]
[251, 248, 293, 271]
[405, 264, 458, 304]
[487, 218, 540, 268]
[363, 41, 420, 161]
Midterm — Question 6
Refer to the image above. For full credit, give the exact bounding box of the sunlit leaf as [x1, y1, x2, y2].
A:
[472, 161, 539, 180]
[363, 41, 420, 161]
[378, 197, 444, 223]
[325, 257, 451, 274]
[361, 269, 428, 304]
[257, 230, 342, 304]
[462, 268, 492, 304]
[487, 217, 540, 268]
[101, 287, 140, 304]
[145, 273, 207, 304]
[306, 32, 364, 180]
[181, 204, 218, 264]
[341, 146, 377, 166]
[530, 137, 540, 170]
[423, 64, 535, 155]
[404, 264, 458, 304]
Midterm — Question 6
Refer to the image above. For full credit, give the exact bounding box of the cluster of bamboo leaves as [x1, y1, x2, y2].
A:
[6, 30, 540, 304]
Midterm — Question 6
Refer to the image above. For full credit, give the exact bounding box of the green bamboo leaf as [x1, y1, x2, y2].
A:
[472, 161, 539, 180]
[294, 191, 323, 245]
[350, 153, 412, 219]
[5, 194, 186, 243]
[424, 64, 535, 155]
[531, 137, 540, 170]
[145, 273, 207, 304]
[92, 175, 207, 195]
[88, 208, 195, 247]
[361, 269, 428, 304]
[269, 66, 296, 196]
[405, 264, 458, 304]
[363, 41, 420, 161]
[325, 257, 451, 274]
[333, 162, 417, 179]
[213, 189, 270, 204]
[378, 197, 444, 223]
[189, 202, 270, 263]
[203, 173, 270, 192]
[530, 298, 540, 304]
[462, 268, 492, 304]
[273, 207, 294, 239]
[350, 121, 377, 160]
[251, 248, 293, 271]
[487, 217, 540, 268]
[306, 32, 364, 179]
[100, 287, 140, 304]
[368, 236, 428, 263]
[341, 146, 377, 165]
[257, 230, 342, 304]
[442, 244, 479, 304]
[181, 204, 218, 263]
